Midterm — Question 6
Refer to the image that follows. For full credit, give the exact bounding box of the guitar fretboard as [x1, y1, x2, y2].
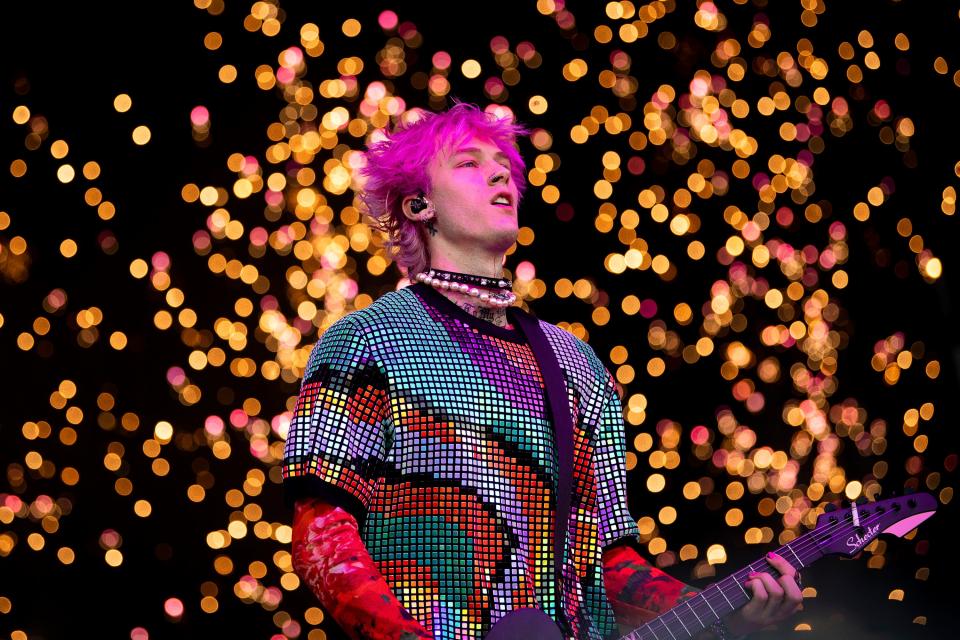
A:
[621, 532, 824, 640]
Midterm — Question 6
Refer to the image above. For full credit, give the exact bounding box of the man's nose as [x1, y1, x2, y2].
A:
[488, 167, 510, 186]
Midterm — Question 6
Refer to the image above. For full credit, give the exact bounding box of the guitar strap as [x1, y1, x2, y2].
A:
[508, 307, 574, 629]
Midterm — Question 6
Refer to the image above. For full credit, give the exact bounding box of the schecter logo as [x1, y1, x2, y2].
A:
[846, 524, 880, 550]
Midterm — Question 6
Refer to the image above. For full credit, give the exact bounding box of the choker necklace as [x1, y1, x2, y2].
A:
[415, 268, 517, 308]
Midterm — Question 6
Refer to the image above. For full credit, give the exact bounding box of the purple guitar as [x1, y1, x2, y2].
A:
[486, 493, 938, 639]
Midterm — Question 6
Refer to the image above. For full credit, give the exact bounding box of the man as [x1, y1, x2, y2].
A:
[281, 102, 802, 639]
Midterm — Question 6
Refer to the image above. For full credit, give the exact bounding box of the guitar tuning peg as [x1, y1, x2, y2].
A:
[855, 497, 868, 506]
[824, 503, 838, 513]
[904, 488, 916, 495]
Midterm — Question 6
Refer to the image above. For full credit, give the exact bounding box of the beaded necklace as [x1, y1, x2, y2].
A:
[414, 268, 517, 308]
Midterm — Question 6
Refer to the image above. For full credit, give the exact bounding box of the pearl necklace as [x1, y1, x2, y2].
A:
[415, 269, 517, 308]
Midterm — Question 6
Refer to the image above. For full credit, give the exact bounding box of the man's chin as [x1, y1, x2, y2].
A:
[480, 236, 517, 256]
[493, 229, 519, 251]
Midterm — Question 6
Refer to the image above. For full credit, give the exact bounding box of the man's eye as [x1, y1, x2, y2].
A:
[459, 161, 477, 167]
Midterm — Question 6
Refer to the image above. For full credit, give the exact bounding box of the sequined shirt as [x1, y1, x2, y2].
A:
[282, 283, 640, 639]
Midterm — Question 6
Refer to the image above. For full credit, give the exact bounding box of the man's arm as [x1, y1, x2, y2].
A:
[592, 362, 801, 637]
[292, 496, 432, 640]
[603, 542, 803, 638]
[284, 318, 422, 637]
[602, 540, 699, 628]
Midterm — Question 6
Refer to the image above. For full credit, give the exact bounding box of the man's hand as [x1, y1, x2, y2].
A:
[725, 552, 803, 637]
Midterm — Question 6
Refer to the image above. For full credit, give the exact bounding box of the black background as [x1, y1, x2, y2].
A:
[2, 1, 957, 638]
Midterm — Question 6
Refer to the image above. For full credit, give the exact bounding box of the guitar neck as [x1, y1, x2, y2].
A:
[621, 532, 824, 640]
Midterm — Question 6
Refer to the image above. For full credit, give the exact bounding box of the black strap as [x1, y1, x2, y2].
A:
[508, 308, 574, 627]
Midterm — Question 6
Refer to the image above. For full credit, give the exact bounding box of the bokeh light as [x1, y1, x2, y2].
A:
[1, 1, 956, 639]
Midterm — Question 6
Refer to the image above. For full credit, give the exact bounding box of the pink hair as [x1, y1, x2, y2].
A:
[359, 101, 529, 277]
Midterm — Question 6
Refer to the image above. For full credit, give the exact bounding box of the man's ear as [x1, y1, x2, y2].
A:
[401, 193, 433, 221]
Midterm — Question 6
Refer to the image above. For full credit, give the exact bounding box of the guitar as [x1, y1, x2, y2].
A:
[485, 492, 938, 639]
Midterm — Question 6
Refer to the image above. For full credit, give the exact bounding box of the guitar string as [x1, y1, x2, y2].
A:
[624, 500, 931, 640]
[492, 501, 927, 639]
[628, 503, 927, 640]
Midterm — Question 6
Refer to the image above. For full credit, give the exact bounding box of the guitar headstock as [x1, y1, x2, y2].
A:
[813, 492, 937, 558]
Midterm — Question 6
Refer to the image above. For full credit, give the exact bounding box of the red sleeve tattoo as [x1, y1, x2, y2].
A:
[292, 497, 433, 640]
[602, 542, 700, 629]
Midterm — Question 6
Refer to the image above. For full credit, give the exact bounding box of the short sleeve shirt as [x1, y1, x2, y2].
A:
[282, 283, 639, 640]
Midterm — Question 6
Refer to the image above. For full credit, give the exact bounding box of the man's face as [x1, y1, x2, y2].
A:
[425, 135, 520, 254]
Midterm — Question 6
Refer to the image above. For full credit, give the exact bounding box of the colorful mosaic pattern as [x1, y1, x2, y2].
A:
[283, 283, 640, 639]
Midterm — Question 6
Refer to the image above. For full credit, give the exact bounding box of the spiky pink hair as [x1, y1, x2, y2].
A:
[359, 101, 529, 277]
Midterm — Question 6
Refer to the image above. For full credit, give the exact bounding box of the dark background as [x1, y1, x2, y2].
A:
[1, 1, 957, 638]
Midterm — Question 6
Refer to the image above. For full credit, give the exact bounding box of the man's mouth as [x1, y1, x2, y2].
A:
[490, 192, 513, 208]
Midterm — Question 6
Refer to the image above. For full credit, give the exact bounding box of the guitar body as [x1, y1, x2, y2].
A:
[484, 608, 564, 640]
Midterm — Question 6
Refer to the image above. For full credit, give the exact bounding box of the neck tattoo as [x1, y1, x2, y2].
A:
[457, 300, 509, 327]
